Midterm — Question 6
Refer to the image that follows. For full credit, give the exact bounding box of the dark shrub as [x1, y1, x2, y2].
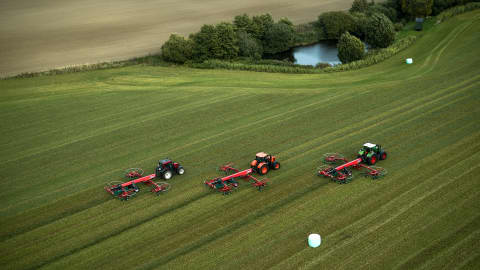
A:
[337, 32, 365, 63]
[350, 0, 369, 13]
[365, 13, 395, 48]
[314, 11, 356, 40]
[191, 23, 238, 61]
[351, 12, 369, 39]
[263, 20, 296, 54]
[236, 31, 263, 59]
[161, 34, 193, 63]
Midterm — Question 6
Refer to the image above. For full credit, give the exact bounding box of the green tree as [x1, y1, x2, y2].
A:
[351, 12, 369, 39]
[365, 13, 395, 48]
[233, 14, 255, 35]
[191, 23, 238, 61]
[191, 24, 217, 62]
[369, 4, 398, 22]
[401, 0, 434, 17]
[337, 32, 365, 63]
[214, 22, 239, 59]
[251, 13, 274, 41]
[263, 21, 296, 54]
[161, 34, 193, 64]
[314, 11, 356, 40]
[350, 0, 370, 13]
[236, 31, 263, 59]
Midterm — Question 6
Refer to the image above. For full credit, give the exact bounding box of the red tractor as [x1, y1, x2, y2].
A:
[250, 152, 280, 175]
[155, 159, 185, 180]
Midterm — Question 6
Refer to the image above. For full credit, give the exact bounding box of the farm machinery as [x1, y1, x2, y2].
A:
[105, 159, 184, 200]
[250, 152, 281, 175]
[205, 152, 279, 195]
[317, 143, 388, 184]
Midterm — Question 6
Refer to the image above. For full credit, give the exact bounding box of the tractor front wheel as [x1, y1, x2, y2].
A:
[177, 167, 185, 175]
[272, 162, 280, 170]
[163, 170, 173, 180]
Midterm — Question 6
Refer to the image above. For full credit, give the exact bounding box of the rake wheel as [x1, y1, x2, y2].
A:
[333, 173, 353, 184]
[153, 181, 171, 194]
[323, 153, 345, 164]
[317, 165, 333, 176]
[218, 163, 235, 174]
[105, 181, 123, 190]
[125, 168, 144, 179]
[364, 166, 387, 180]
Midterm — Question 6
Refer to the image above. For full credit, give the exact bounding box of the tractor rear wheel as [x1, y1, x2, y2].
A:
[259, 164, 269, 175]
[368, 155, 377, 165]
[177, 167, 185, 175]
[163, 170, 173, 180]
[380, 151, 387, 160]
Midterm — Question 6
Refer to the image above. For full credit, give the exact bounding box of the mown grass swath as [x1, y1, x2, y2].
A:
[0, 11, 479, 270]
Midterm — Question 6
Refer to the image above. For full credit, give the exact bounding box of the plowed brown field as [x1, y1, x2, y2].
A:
[0, 0, 353, 77]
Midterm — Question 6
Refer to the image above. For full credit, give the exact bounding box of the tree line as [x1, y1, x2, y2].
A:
[161, 0, 479, 65]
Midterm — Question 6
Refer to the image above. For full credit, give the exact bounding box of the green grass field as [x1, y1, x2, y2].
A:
[1, 11, 479, 270]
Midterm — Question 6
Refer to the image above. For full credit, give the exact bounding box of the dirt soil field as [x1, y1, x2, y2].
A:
[0, 0, 353, 77]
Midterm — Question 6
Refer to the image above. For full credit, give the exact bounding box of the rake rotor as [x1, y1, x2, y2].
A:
[323, 153, 346, 164]
[125, 168, 144, 179]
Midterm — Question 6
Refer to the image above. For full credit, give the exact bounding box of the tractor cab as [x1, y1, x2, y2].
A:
[159, 159, 174, 169]
[254, 152, 274, 163]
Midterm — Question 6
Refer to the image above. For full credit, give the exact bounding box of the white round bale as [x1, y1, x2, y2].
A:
[308, 234, 321, 248]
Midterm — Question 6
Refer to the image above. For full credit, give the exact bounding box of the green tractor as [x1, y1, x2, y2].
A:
[357, 143, 387, 165]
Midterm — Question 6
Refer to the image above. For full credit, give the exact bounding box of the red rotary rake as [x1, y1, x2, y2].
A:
[317, 153, 387, 184]
[105, 168, 170, 200]
[204, 163, 268, 195]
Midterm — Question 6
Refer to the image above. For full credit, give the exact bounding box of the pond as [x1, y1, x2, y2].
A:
[292, 40, 341, 66]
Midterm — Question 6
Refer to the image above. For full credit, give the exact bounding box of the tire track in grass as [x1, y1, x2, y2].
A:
[245, 118, 479, 269]
[2, 91, 251, 164]
[457, 246, 480, 269]
[270, 131, 480, 269]
[399, 215, 480, 269]
[2, 76, 476, 238]
[281, 78, 479, 162]
[8, 74, 476, 224]
[2, 88, 352, 212]
[301, 152, 480, 270]
[419, 18, 470, 70]
[430, 230, 480, 269]
[12, 70, 475, 208]
[340, 169, 480, 269]
[139, 122, 478, 269]
[0, 89, 207, 149]
[34, 169, 326, 270]
[0, 91, 322, 213]
[20, 90, 478, 270]
[23, 191, 210, 270]
[138, 174, 331, 270]
[421, 17, 479, 76]
[409, 217, 480, 270]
